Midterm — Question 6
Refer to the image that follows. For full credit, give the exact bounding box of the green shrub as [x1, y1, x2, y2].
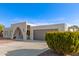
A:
[45, 32, 79, 55]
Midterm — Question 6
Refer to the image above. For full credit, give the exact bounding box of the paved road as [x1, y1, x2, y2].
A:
[0, 40, 48, 56]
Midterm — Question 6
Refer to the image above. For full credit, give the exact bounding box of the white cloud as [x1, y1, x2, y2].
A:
[26, 23, 37, 26]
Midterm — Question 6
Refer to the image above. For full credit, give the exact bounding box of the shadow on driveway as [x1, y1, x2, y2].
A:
[5, 49, 47, 56]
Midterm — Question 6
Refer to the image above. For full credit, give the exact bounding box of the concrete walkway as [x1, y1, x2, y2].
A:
[0, 40, 48, 56]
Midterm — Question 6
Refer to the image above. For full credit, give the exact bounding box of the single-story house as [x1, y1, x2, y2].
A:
[3, 22, 68, 41]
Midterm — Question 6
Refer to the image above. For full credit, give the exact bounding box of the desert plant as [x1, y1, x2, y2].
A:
[45, 32, 79, 55]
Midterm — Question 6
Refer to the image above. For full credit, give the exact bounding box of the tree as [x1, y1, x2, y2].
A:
[0, 24, 4, 37]
[0, 24, 4, 32]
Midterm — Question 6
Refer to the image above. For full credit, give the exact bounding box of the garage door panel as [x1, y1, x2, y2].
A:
[33, 29, 58, 40]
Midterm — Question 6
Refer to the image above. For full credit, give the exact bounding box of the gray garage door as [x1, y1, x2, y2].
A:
[33, 29, 58, 40]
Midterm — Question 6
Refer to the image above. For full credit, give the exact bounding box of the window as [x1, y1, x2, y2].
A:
[5, 31, 6, 36]
[27, 30, 30, 36]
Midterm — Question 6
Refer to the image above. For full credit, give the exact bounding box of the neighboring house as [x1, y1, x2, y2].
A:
[68, 25, 79, 32]
[3, 22, 68, 41]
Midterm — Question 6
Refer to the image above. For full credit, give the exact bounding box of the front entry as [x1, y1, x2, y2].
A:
[13, 27, 23, 40]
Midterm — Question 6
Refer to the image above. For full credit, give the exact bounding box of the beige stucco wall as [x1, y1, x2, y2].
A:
[11, 22, 27, 40]
[3, 22, 68, 41]
[3, 22, 27, 40]
[30, 23, 67, 40]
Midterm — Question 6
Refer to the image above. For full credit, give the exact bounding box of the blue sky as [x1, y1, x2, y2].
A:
[0, 3, 79, 27]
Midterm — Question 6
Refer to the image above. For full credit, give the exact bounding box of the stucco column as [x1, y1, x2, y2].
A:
[30, 28, 33, 40]
[21, 28, 27, 41]
[11, 32, 13, 39]
[23, 32, 27, 40]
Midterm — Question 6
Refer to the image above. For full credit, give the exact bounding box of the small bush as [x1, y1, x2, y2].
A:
[45, 32, 79, 55]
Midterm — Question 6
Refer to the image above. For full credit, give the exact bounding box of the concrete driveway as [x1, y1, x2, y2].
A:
[0, 40, 48, 56]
